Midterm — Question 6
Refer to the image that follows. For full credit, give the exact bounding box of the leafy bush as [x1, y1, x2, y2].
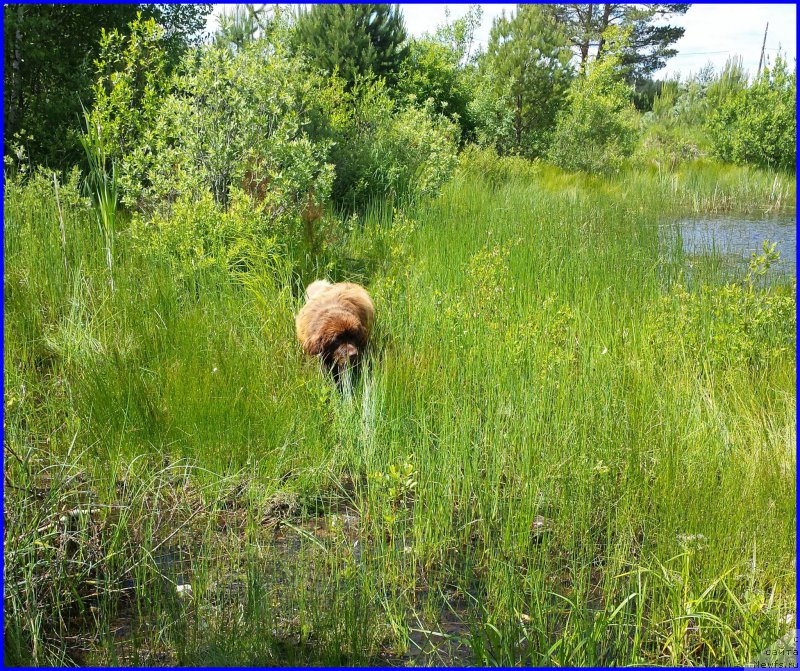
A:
[130, 190, 288, 279]
[87, 21, 336, 274]
[649, 280, 795, 371]
[311, 77, 459, 210]
[650, 244, 795, 372]
[548, 28, 639, 175]
[88, 17, 458, 271]
[396, 36, 475, 142]
[467, 69, 516, 154]
[89, 16, 171, 185]
[707, 55, 796, 171]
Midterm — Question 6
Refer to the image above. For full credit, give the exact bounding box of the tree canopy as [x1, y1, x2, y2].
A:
[292, 4, 409, 88]
[3, 3, 212, 168]
[543, 4, 690, 81]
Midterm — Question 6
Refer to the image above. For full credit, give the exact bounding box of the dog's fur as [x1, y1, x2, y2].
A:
[296, 280, 375, 377]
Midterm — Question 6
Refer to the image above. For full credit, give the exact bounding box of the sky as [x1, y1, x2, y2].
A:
[207, 3, 797, 80]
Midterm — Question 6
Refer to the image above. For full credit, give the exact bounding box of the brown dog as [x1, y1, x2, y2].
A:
[296, 280, 375, 379]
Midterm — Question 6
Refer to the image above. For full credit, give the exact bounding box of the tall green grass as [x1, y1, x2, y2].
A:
[4, 161, 795, 666]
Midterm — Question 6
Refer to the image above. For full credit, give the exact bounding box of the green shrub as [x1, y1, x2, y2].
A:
[89, 15, 171, 192]
[548, 28, 639, 175]
[87, 24, 335, 271]
[130, 190, 289, 280]
[456, 145, 541, 188]
[396, 36, 475, 142]
[311, 77, 459, 210]
[649, 247, 796, 371]
[707, 55, 796, 171]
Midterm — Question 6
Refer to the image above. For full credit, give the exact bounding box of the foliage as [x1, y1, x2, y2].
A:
[213, 4, 291, 54]
[467, 66, 516, 154]
[548, 28, 639, 174]
[479, 5, 574, 158]
[87, 20, 458, 267]
[130, 190, 288, 280]
[649, 278, 796, 371]
[635, 79, 706, 169]
[396, 36, 475, 142]
[707, 55, 796, 171]
[456, 145, 541, 188]
[292, 3, 408, 89]
[89, 28, 333, 226]
[2, 4, 211, 169]
[88, 16, 172, 203]
[310, 77, 459, 210]
[395, 5, 483, 143]
[214, 4, 272, 52]
[542, 3, 691, 82]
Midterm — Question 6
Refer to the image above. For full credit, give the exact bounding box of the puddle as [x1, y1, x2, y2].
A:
[665, 212, 796, 276]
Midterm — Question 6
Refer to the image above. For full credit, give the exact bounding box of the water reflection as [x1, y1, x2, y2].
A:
[671, 212, 796, 276]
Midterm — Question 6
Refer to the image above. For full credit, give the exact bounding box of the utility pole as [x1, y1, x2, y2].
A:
[757, 22, 769, 76]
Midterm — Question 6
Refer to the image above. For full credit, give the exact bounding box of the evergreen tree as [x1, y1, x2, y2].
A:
[481, 5, 574, 157]
[292, 4, 409, 88]
[544, 4, 690, 81]
[214, 4, 275, 53]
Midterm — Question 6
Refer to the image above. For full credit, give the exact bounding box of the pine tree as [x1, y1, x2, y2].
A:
[482, 5, 574, 157]
[292, 4, 409, 88]
[543, 4, 690, 81]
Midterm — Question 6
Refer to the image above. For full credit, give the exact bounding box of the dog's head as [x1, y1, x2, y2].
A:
[322, 336, 362, 377]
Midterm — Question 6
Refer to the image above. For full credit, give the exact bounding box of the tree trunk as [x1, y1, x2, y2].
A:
[595, 4, 613, 60]
[578, 4, 593, 69]
[6, 4, 25, 137]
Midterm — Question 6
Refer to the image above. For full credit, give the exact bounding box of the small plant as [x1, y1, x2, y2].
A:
[746, 239, 781, 289]
[80, 108, 118, 292]
[368, 455, 416, 532]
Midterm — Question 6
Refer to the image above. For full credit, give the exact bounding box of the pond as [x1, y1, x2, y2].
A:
[664, 212, 797, 279]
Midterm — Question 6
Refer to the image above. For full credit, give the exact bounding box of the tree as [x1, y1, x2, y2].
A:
[544, 4, 690, 81]
[146, 4, 213, 64]
[214, 4, 280, 53]
[707, 54, 796, 171]
[3, 4, 212, 169]
[432, 5, 484, 66]
[548, 27, 640, 175]
[479, 4, 574, 157]
[292, 4, 409, 89]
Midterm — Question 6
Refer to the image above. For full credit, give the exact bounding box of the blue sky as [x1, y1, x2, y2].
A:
[208, 3, 797, 79]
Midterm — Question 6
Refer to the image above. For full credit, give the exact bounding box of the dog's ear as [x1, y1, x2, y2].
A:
[303, 332, 326, 356]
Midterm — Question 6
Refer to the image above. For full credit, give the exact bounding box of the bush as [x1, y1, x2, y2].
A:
[649, 281, 795, 371]
[467, 67, 516, 155]
[130, 190, 289, 280]
[548, 28, 639, 175]
[87, 22, 335, 271]
[311, 77, 459, 210]
[707, 55, 796, 171]
[396, 36, 475, 142]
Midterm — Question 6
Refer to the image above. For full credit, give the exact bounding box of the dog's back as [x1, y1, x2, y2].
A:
[296, 281, 375, 364]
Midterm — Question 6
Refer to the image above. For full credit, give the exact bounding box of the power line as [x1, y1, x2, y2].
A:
[676, 47, 788, 56]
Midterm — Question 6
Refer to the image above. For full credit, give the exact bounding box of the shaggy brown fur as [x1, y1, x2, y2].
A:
[296, 280, 375, 377]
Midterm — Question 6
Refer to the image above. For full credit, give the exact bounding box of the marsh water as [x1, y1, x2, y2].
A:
[665, 212, 797, 278]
